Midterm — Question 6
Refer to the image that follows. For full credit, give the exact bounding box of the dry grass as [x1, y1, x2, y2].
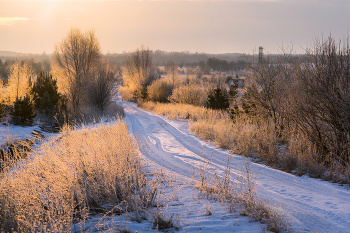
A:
[168, 83, 207, 106]
[75, 102, 125, 124]
[138, 101, 292, 231]
[0, 131, 18, 148]
[138, 101, 227, 122]
[0, 139, 34, 172]
[0, 121, 157, 232]
[138, 101, 277, 158]
[138, 101, 350, 185]
[195, 156, 292, 233]
[147, 77, 173, 103]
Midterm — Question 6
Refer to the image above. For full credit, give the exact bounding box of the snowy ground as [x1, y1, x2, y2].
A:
[3, 99, 350, 232]
[118, 101, 350, 233]
[73, 178, 265, 233]
[0, 124, 40, 146]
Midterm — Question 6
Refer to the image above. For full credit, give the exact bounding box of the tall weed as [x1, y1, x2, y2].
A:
[195, 156, 292, 233]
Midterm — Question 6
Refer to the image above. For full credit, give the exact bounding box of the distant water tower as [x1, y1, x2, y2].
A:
[258, 46, 264, 64]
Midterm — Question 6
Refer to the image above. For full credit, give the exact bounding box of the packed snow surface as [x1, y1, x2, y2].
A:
[120, 101, 350, 233]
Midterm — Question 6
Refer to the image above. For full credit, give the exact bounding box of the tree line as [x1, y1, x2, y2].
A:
[119, 47, 238, 110]
[0, 28, 116, 126]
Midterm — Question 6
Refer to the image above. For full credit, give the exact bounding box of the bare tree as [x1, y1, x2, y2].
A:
[88, 61, 115, 113]
[123, 46, 157, 100]
[52, 28, 101, 114]
[247, 37, 350, 167]
[165, 60, 178, 87]
[290, 37, 350, 165]
[7, 60, 35, 104]
[245, 53, 294, 129]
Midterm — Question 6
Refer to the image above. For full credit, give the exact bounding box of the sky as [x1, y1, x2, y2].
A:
[0, 0, 349, 54]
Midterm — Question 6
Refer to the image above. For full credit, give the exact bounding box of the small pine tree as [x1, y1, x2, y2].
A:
[39, 91, 54, 114]
[10, 96, 36, 125]
[0, 102, 5, 121]
[241, 84, 258, 115]
[229, 80, 239, 100]
[31, 71, 60, 116]
[207, 87, 230, 110]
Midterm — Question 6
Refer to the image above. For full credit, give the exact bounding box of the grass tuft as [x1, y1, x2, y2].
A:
[152, 213, 178, 231]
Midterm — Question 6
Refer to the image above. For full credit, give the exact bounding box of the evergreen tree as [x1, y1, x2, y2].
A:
[31, 71, 60, 116]
[0, 102, 4, 121]
[207, 87, 230, 110]
[10, 96, 36, 125]
[241, 84, 258, 116]
[229, 79, 239, 100]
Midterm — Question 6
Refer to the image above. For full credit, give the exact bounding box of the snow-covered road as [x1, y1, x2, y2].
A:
[122, 101, 350, 233]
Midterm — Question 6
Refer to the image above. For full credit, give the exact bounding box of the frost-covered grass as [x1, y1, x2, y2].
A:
[71, 170, 270, 233]
[138, 101, 278, 160]
[0, 122, 158, 232]
[138, 101, 350, 185]
[138, 101, 293, 232]
[195, 156, 292, 233]
[138, 101, 227, 123]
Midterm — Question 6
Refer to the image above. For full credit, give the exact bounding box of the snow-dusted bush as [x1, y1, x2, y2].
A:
[147, 78, 173, 103]
[0, 122, 157, 232]
[168, 84, 207, 107]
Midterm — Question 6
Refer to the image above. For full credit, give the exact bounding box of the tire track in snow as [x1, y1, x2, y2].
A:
[122, 101, 350, 233]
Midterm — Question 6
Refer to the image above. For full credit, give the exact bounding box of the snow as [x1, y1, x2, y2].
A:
[73, 182, 265, 233]
[119, 101, 350, 233]
[3, 99, 350, 232]
[0, 124, 40, 146]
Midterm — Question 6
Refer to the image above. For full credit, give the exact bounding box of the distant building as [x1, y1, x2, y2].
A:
[259, 46, 264, 64]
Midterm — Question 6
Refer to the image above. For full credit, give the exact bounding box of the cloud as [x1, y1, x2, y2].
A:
[0, 17, 29, 26]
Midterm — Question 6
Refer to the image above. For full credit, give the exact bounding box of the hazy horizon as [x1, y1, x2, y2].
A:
[1, 0, 349, 55]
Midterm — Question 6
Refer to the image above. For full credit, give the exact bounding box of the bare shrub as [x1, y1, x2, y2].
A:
[75, 102, 125, 124]
[241, 37, 350, 181]
[87, 61, 116, 113]
[0, 122, 157, 232]
[289, 37, 350, 167]
[147, 78, 173, 103]
[168, 84, 207, 107]
[118, 85, 135, 102]
[103, 102, 125, 118]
